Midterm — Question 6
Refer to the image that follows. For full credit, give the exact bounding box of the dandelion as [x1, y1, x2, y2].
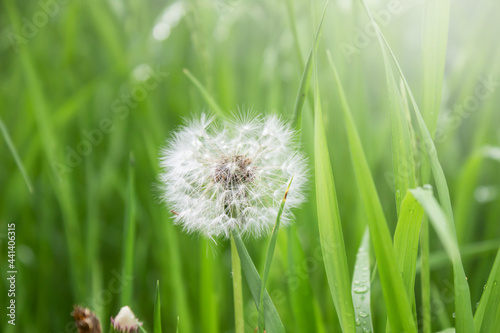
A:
[111, 306, 142, 333]
[159, 113, 308, 239]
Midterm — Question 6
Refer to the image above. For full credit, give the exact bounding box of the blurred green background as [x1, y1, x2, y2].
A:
[1, 0, 499, 332]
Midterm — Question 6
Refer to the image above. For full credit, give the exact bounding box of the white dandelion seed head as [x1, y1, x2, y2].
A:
[159, 113, 308, 239]
[111, 306, 142, 333]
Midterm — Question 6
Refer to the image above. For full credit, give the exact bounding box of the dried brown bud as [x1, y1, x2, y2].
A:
[72, 306, 101, 333]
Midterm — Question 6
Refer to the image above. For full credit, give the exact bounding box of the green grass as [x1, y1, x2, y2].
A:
[1, 0, 500, 332]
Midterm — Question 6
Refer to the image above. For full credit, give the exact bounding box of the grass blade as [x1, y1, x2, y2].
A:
[232, 230, 285, 333]
[313, 60, 356, 333]
[258, 179, 293, 333]
[5, 1, 85, 300]
[358, 0, 455, 225]
[410, 187, 475, 332]
[393, 191, 424, 300]
[386, 190, 425, 332]
[291, 0, 329, 127]
[286, 226, 320, 332]
[352, 229, 373, 333]
[120, 153, 137, 306]
[154, 280, 162, 333]
[421, 0, 450, 135]
[183, 68, 225, 117]
[384, 57, 416, 213]
[420, 217, 432, 333]
[0, 116, 33, 193]
[327, 52, 417, 333]
[474, 248, 500, 332]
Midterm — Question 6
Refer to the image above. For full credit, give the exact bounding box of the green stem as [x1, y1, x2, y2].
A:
[231, 235, 245, 333]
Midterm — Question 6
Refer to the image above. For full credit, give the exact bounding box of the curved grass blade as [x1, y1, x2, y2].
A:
[327, 51, 417, 333]
[358, 0, 455, 225]
[0, 116, 33, 193]
[258, 178, 293, 333]
[154, 281, 162, 333]
[291, 0, 329, 127]
[120, 153, 137, 306]
[474, 248, 500, 332]
[232, 230, 285, 333]
[357, 1, 475, 330]
[352, 229, 373, 333]
[313, 60, 356, 333]
[384, 57, 415, 213]
[183, 68, 225, 117]
[410, 187, 474, 332]
[416, 239, 500, 272]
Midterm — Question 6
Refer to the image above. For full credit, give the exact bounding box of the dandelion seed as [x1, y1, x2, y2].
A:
[111, 306, 142, 333]
[159, 113, 308, 239]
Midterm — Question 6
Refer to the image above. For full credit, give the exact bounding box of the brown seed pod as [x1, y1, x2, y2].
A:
[71, 306, 101, 333]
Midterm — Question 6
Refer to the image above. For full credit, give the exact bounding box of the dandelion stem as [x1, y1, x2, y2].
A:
[231, 234, 245, 333]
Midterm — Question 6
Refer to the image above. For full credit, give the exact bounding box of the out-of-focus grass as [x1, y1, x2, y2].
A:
[0, 0, 499, 332]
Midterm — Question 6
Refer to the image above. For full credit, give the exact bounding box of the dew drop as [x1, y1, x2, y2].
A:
[354, 280, 360, 285]
[353, 286, 369, 294]
[359, 311, 369, 318]
[356, 318, 361, 326]
[494, 280, 499, 286]
[452, 312, 456, 318]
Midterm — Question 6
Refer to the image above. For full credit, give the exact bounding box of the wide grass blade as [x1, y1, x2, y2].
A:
[0, 116, 33, 193]
[232, 230, 285, 333]
[291, 0, 329, 127]
[410, 187, 475, 332]
[258, 179, 293, 333]
[120, 154, 137, 306]
[393, 191, 424, 300]
[313, 60, 356, 333]
[352, 229, 373, 333]
[327, 52, 417, 333]
[386, 191, 424, 332]
[286, 226, 321, 332]
[474, 248, 500, 332]
[154, 280, 162, 333]
[183, 68, 225, 117]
